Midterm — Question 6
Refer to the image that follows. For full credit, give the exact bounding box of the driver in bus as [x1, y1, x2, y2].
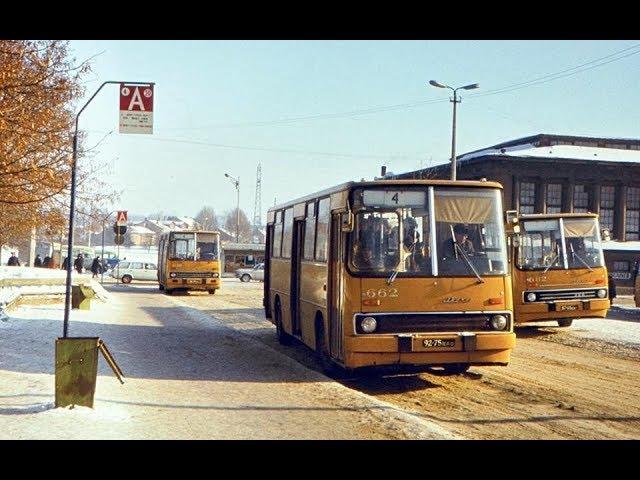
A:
[441, 224, 475, 259]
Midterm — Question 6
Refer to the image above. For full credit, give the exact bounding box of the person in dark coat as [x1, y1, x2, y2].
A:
[42, 256, 52, 268]
[7, 253, 20, 266]
[91, 256, 102, 278]
[34, 254, 43, 267]
[73, 254, 84, 274]
[62, 256, 69, 270]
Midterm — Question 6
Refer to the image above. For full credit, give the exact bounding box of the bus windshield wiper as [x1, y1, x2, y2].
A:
[543, 252, 559, 273]
[455, 243, 485, 283]
[570, 243, 593, 272]
[387, 241, 415, 286]
[449, 225, 484, 283]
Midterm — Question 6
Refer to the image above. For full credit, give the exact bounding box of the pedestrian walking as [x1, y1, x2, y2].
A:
[91, 256, 102, 279]
[7, 252, 20, 266]
[34, 254, 43, 267]
[42, 256, 52, 268]
[74, 254, 84, 274]
[62, 256, 69, 270]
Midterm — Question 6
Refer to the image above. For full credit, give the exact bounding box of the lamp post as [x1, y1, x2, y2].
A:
[429, 80, 479, 181]
[225, 173, 240, 243]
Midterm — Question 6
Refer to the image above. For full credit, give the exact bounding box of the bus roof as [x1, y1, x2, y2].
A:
[518, 213, 599, 220]
[268, 179, 503, 214]
[159, 230, 220, 236]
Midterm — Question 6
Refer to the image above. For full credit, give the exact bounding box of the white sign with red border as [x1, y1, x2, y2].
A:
[119, 84, 154, 134]
[116, 210, 128, 226]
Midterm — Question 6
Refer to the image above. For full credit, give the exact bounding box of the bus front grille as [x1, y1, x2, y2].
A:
[355, 313, 502, 334]
[173, 272, 215, 278]
[527, 289, 599, 302]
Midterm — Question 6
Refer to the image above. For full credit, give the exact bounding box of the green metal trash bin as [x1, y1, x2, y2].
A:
[71, 284, 95, 310]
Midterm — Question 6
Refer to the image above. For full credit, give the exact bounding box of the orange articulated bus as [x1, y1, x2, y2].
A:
[264, 179, 515, 374]
[158, 230, 221, 294]
[507, 213, 610, 327]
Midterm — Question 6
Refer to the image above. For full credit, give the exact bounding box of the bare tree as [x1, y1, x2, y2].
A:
[195, 206, 219, 231]
[224, 208, 252, 243]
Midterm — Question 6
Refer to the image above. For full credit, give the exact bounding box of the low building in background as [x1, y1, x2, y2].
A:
[221, 243, 265, 275]
[395, 133, 640, 290]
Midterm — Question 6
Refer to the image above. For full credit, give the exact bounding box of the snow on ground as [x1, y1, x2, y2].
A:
[0, 289, 456, 439]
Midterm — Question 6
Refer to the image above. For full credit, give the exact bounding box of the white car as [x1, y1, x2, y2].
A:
[235, 263, 264, 282]
[109, 261, 158, 284]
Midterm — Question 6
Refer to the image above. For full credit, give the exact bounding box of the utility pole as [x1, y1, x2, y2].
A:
[253, 163, 262, 243]
[429, 80, 479, 181]
[225, 173, 240, 243]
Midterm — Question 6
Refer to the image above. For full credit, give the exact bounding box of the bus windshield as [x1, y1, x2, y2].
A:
[169, 232, 196, 260]
[349, 187, 508, 276]
[196, 232, 219, 261]
[517, 217, 604, 270]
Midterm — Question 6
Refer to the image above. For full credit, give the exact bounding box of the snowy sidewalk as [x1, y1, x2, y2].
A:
[0, 287, 456, 439]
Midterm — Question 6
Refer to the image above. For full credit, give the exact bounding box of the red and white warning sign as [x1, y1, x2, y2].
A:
[116, 210, 128, 226]
[119, 84, 154, 134]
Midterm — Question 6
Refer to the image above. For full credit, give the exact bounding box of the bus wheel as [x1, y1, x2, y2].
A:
[274, 300, 292, 345]
[240, 274, 251, 283]
[208, 289, 216, 295]
[159, 284, 164, 291]
[442, 363, 470, 375]
[557, 319, 573, 327]
[121, 275, 132, 284]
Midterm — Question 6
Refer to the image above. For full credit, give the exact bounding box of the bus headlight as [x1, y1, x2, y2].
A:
[212, 273, 219, 278]
[490, 315, 508, 331]
[360, 317, 377, 333]
[170, 272, 177, 278]
[526, 292, 537, 302]
[596, 289, 607, 298]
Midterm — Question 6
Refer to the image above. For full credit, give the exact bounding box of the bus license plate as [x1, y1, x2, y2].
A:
[559, 303, 579, 311]
[187, 279, 201, 284]
[423, 339, 455, 348]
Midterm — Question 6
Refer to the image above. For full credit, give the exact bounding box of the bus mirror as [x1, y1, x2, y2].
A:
[505, 210, 518, 224]
[341, 212, 354, 232]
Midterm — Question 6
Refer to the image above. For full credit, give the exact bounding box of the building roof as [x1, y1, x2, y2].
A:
[456, 133, 640, 165]
[222, 243, 265, 252]
[602, 241, 640, 252]
[129, 225, 156, 235]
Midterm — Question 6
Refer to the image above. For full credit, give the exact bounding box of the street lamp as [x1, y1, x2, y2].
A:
[429, 80, 479, 181]
[225, 173, 240, 243]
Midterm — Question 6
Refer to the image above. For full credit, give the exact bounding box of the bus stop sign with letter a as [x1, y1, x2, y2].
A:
[119, 84, 154, 134]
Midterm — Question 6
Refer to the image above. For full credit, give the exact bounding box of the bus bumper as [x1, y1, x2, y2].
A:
[342, 332, 515, 369]
[167, 278, 220, 290]
[515, 299, 610, 324]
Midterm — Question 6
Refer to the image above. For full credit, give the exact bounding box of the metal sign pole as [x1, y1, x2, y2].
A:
[62, 81, 153, 338]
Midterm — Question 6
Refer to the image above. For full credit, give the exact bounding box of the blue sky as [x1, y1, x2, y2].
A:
[69, 40, 640, 223]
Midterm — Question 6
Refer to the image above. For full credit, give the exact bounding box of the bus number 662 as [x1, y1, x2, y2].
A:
[363, 288, 399, 298]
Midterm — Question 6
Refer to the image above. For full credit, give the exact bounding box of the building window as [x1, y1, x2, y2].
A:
[519, 181, 536, 214]
[625, 187, 640, 240]
[613, 261, 630, 272]
[573, 184, 589, 213]
[546, 183, 562, 214]
[600, 186, 615, 233]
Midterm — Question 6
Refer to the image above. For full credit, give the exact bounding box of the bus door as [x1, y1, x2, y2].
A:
[264, 225, 273, 318]
[290, 220, 305, 335]
[328, 213, 344, 361]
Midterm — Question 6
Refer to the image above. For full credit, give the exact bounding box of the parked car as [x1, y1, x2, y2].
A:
[109, 261, 158, 284]
[235, 263, 264, 282]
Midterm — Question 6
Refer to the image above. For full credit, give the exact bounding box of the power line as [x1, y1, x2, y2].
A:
[154, 42, 640, 131]
[89, 131, 423, 161]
